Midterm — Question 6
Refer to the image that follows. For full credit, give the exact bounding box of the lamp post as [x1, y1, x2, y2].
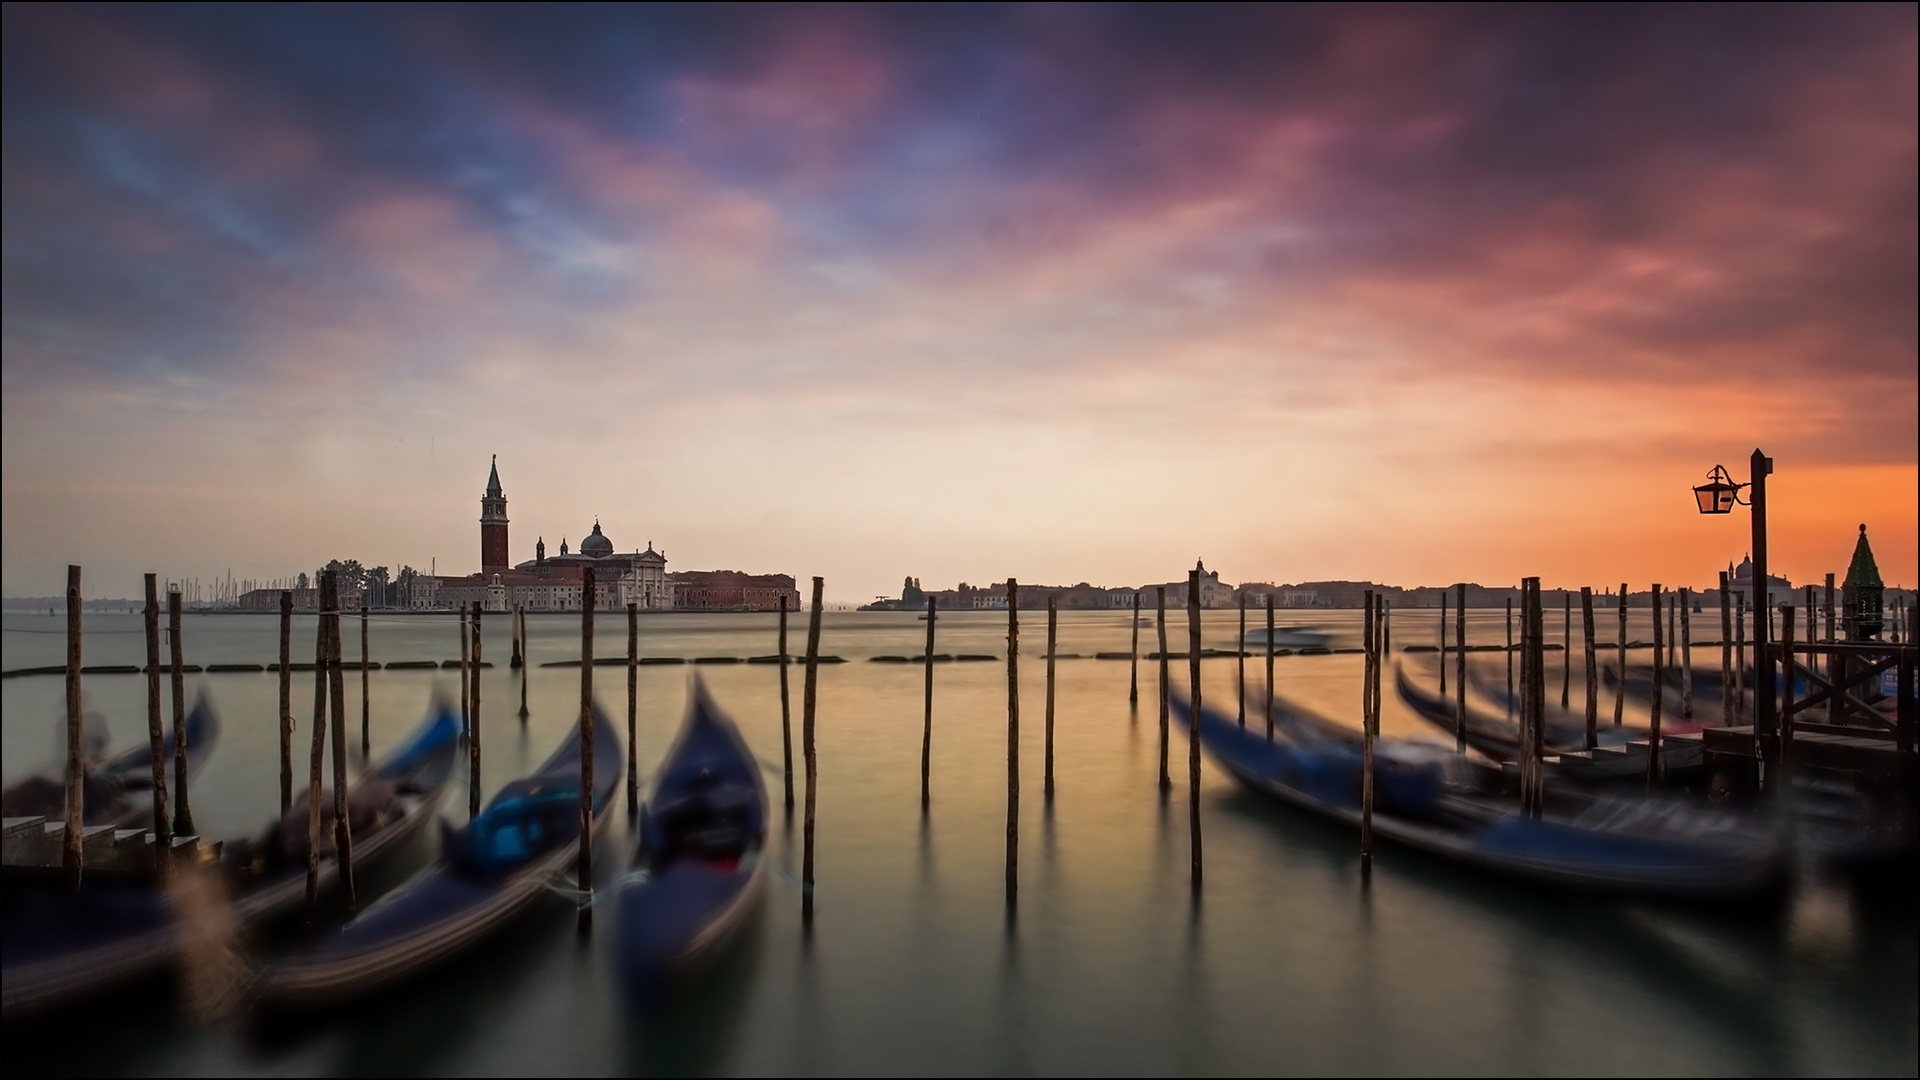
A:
[1693, 449, 1775, 789]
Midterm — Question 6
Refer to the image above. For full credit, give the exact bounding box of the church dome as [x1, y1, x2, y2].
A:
[580, 520, 614, 557]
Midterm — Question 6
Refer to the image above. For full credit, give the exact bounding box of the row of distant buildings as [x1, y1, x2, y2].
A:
[239, 459, 797, 613]
[872, 537, 1907, 618]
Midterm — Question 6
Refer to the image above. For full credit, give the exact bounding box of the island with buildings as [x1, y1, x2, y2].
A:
[232, 458, 797, 613]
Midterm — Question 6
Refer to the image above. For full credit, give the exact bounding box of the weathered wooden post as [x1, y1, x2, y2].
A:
[1615, 584, 1629, 727]
[1455, 583, 1467, 753]
[1525, 578, 1546, 816]
[1719, 572, 1733, 724]
[64, 566, 84, 890]
[803, 576, 823, 926]
[1515, 584, 1530, 813]
[511, 604, 524, 669]
[1823, 573, 1836, 644]
[1187, 570, 1203, 892]
[578, 566, 596, 932]
[1646, 584, 1664, 789]
[1439, 589, 1448, 694]
[1679, 588, 1693, 719]
[1582, 587, 1597, 748]
[280, 590, 294, 814]
[518, 607, 529, 720]
[1382, 599, 1391, 658]
[921, 593, 936, 810]
[1129, 591, 1141, 707]
[468, 602, 483, 820]
[1005, 579, 1020, 907]
[1778, 606, 1797, 779]
[1045, 594, 1057, 800]
[305, 580, 328, 924]
[144, 574, 172, 878]
[1734, 591, 1748, 718]
[1156, 586, 1170, 792]
[1236, 592, 1247, 727]
[327, 573, 357, 914]
[627, 602, 639, 818]
[360, 602, 371, 756]
[1264, 594, 1276, 742]
[1561, 591, 1572, 709]
[780, 593, 795, 815]
[169, 586, 192, 835]
[459, 604, 471, 740]
[1505, 596, 1515, 719]
[1361, 590, 1376, 878]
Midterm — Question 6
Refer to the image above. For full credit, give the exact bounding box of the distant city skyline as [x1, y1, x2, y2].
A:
[3, 6, 1913, 604]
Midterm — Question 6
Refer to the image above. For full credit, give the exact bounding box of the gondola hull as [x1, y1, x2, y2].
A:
[258, 707, 622, 1008]
[615, 680, 768, 1002]
[1181, 693, 1783, 900]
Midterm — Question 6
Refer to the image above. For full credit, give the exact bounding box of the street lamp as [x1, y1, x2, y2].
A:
[1692, 464, 1746, 515]
[1694, 449, 1775, 788]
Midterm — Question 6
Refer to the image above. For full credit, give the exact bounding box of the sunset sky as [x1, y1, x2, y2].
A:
[3, 4, 1914, 603]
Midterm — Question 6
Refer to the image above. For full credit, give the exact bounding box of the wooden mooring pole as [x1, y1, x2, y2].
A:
[1735, 591, 1747, 719]
[304, 579, 327, 926]
[279, 590, 293, 815]
[360, 603, 371, 757]
[144, 574, 172, 879]
[511, 604, 524, 669]
[802, 576, 823, 926]
[1156, 586, 1170, 792]
[1045, 595, 1057, 800]
[1361, 590, 1376, 879]
[470, 602, 483, 821]
[1719, 572, 1733, 724]
[1561, 591, 1571, 709]
[1615, 584, 1628, 727]
[1504, 596, 1515, 719]
[1679, 588, 1693, 720]
[1005, 579, 1020, 907]
[1582, 587, 1597, 748]
[578, 567, 595, 932]
[64, 566, 84, 891]
[921, 594, 935, 810]
[1129, 591, 1141, 707]
[1439, 589, 1448, 694]
[1187, 570, 1203, 893]
[1524, 578, 1545, 817]
[780, 594, 795, 816]
[328, 573, 357, 914]
[1264, 593, 1276, 742]
[1646, 584, 1664, 789]
[627, 602, 639, 818]
[169, 586, 192, 835]
[1455, 584, 1467, 753]
[459, 605, 471, 746]
[1236, 592, 1247, 727]
[518, 607, 529, 720]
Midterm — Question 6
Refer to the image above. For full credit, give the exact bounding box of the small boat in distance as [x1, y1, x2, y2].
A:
[1241, 626, 1334, 651]
[615, 679, 767, 1003]
[258, 705, 621, 1009]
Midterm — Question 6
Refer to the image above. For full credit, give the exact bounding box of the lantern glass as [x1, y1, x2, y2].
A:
[1694, 482, 1735, 515]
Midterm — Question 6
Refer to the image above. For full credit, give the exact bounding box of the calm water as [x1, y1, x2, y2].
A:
[3, 609, 1915, 1076]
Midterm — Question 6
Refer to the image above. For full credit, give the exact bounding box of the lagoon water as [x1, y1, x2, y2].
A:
[3, 608, 1915, 1076]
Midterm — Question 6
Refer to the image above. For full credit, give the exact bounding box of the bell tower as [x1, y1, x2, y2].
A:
[480, 455, 510, 571]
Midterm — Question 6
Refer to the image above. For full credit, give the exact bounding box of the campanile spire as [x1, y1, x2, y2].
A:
[480, 456, 510, 571]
